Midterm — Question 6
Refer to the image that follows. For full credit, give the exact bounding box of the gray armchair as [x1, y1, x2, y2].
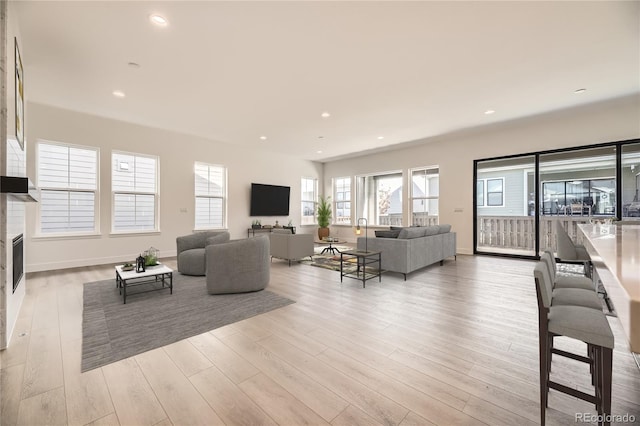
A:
[176, 231, 230, 275]
[269, 229, 314, 266]
[205, 235, 270, 294]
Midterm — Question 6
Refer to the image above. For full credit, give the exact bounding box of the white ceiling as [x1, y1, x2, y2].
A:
[15, 1, 640, 162]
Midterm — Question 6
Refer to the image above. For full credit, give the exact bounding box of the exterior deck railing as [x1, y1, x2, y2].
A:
[378, 213, 439, 227]
[476, 216, 590, 253]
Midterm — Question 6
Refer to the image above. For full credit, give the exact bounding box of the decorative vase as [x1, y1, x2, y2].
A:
[318, 227, 330, 240]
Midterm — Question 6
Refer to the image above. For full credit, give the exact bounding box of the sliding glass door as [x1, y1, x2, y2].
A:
[539, 146, 616, 253]
[475, 139, 638, 258]
[475, 156, 536, 256]
[622, 143, 640, 220]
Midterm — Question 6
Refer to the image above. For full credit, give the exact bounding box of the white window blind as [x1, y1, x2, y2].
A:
[194, 162, 226, 229]
[38, 142, 98, 234]
[112, 152, 158, 231]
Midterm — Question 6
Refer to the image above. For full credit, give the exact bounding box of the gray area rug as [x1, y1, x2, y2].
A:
[82, 274, 294, 372]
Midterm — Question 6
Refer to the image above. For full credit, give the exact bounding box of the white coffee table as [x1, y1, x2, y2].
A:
[115, 264, 173, 304]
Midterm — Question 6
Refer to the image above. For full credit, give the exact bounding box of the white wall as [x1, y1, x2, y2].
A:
[323, 95, 640, 254]
[25, 103, 322, 272]
[1, 0, 27, 349]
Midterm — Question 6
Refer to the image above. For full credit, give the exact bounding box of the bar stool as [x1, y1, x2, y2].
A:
[533, 262, 614, 426]
[540, 252, 601, 310]
[555, 221, 592, 278]
[542, 250, 595, 291]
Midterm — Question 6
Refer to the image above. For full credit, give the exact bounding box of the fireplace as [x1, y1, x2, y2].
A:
[12, 234, 23, 293]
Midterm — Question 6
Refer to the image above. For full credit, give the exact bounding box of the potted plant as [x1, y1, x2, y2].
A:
[317, 195, 332, 240]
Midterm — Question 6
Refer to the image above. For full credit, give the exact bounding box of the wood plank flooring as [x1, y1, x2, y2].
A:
[1, 254, 639, 425]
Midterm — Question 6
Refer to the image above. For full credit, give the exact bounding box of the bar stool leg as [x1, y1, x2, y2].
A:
[539, 325, 548, 426]
[601, 347, 612, 426]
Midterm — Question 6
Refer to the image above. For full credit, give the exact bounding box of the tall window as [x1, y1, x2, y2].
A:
[112, 151, 158, 232]
[410, 167, 439, 226]
[37, 142, 98, 234]
[333, 177, 351, 225]
[301, 177, 317, 225]
[195, 162, 226, 229]
[356, 171, 403, 226]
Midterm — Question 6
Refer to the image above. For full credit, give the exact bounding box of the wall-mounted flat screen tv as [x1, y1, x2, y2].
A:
[250, 183, 290, 216]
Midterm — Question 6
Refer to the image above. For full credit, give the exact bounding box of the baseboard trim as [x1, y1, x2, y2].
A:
[26, 250, 178, 273]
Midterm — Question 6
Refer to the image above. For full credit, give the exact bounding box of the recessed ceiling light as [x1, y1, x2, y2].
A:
[317, 150, 323, 154]
[112, 90, 126, 98]
[484, 109, 495, 115]
[259, 136, 267, 140]
[150, 14, 168, 26]
[318, 136, 324, 139]
[321, 112, 330, 118]
[377, 136, 384, 140]
[574, 88, 587, 94]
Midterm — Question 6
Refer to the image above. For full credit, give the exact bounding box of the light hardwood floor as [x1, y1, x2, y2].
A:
[2, 254, 639, 425]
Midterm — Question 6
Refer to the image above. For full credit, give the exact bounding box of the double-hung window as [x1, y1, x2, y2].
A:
[301, 177, 317, 225]
[194, 162, 227, 229]
[112, 151, 158, 232]
[333, 177, 351, 225]
[410, 167, 439, 225]
[37, 141, 99, 235]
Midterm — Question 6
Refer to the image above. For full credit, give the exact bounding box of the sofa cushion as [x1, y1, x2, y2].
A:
[438, 224, 452, 234]
[206, 232, 231, 246]
[375, 230, 400, 238]
[398, 227, 426, 239]
[423, 226, 440, 236]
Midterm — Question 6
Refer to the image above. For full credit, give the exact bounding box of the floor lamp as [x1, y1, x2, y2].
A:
[355, 217, 368, 252]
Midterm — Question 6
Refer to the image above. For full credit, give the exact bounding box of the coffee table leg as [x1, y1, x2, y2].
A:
[170, 272, 173, 294]
[123, 280, 127, 304]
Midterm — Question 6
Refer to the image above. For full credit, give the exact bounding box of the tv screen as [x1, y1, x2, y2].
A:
[250, 183, 290, 216]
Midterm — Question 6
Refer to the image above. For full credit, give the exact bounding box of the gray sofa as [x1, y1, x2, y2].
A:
[357, 225, 456, 279]
[176, 231, 230, 275]
[206, 235, 270, 294]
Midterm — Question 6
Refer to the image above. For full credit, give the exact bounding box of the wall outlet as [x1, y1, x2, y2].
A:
[179, 207, 187, 213]
[454, 208, 464, 213]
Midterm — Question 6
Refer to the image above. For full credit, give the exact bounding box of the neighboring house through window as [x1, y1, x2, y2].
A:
[355, 171, 403, 226]
[301, 177, 317, 225]
[194, 162, 227, 229]
[112, 151, 158, 232]
[476, 177, 504, 207]
[37, 141, 98, 234]
[333, 177, 351, 225]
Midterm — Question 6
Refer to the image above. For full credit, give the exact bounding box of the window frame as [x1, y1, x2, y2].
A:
[332, 176, 352, 225]
[194, 162, 227, 230]
[301, 177, 318, 225]
[355, 170, 404, 226]
[36, 140, 100, 237]
[409, 166, 439, 226]
[111, 150, 159, 234]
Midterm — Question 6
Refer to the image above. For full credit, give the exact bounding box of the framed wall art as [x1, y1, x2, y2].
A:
[15, 37, 24, 150]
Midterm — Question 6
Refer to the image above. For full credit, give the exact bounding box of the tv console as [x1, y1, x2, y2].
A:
[247, 226, 296, 238]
